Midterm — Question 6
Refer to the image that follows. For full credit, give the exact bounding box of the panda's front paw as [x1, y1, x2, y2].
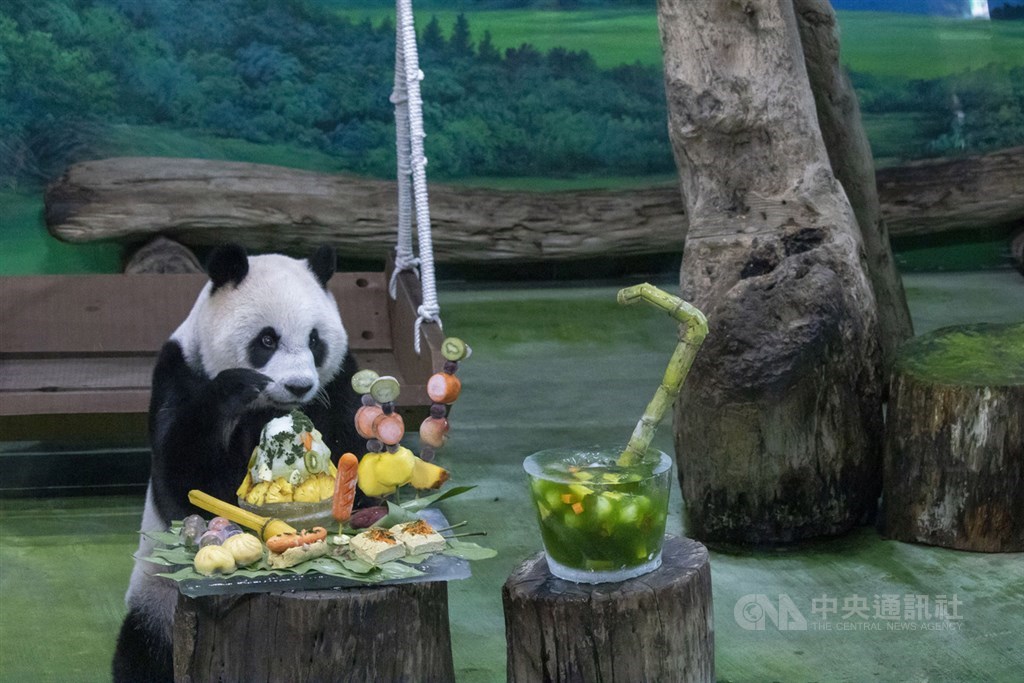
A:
[212, 369, 270, 413]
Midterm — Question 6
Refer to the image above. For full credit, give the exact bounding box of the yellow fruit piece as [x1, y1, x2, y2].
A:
[357, 452, 396, 497]
[326, 459, 338, 477]
[410, 456, 450, 490]
[374, 446, 416, 487]
[266, 477, 294, 503]
[236, 472, 252, 499]
[315, 472, 335, 500]
[293, 477, 320, 503]
[245, 481, 271, 506]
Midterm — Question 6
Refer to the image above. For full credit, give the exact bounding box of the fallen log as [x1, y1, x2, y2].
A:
[875, 145, 1024, 239]
[45, 148, 1023, 261]
[45, 157, 684, 263]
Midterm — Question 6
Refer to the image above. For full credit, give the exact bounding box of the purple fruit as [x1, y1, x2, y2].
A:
[348, 506, 388, 529]
[207, 517, 232, 532]
[199, 530, 224, 547]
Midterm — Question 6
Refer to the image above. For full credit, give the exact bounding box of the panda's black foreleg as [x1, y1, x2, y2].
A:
[112, 608, 173, 683]
[148, 342, 272, 521]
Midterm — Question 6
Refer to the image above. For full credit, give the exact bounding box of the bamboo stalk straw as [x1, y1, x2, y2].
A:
[616, 283, 708, 467]
[188, 489, 297, 541]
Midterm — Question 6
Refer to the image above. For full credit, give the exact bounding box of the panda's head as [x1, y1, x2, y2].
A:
[174, 244, 348, 410]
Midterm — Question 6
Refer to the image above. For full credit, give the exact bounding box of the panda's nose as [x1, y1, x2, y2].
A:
[285, 382, 313, 398]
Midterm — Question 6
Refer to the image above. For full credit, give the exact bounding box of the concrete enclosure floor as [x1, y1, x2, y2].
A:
[1, 270, 1022, 682]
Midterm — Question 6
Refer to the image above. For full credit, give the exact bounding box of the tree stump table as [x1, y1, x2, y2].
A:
[173, 582, 454, 682]
[882, 322, 1024, 552]
[502, 536, 713, 683]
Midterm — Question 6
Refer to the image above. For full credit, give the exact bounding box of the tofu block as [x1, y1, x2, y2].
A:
[390, 520, 447, 556]
[351, 528, 406, 565]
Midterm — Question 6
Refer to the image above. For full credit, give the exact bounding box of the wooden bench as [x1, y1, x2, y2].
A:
[0, 262, 442, 443]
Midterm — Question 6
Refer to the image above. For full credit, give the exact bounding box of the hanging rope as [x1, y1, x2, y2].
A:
[390, 0, 441, 354]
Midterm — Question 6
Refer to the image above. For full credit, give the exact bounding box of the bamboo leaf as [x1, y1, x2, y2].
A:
[400, 485, 476, 514]
[379, 562, 425, 580]
[442, 541, 497, 560]
[341, 558, 375, 574]
[400, 553, 431, 565]
[142, 529, 181, 546]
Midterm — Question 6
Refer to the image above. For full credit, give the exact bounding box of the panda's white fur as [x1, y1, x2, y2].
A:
[174, 253, 348, 408]
[113, 246, 362, 683]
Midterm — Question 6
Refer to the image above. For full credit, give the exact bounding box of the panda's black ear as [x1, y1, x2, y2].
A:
[207, 244, 249, 291]
[308, 245, 336, 289]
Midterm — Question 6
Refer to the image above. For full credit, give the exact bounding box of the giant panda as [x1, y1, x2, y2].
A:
[112, 244, 363, 682]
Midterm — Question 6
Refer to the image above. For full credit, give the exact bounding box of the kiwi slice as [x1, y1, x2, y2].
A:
[369, 376, 401, 403]
[304, 449, 326, 474]
[351, 369, 380, 394]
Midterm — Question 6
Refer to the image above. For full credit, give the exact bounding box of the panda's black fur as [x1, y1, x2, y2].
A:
[112, 244, 363, 682]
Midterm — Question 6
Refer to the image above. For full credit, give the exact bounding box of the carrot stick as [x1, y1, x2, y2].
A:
[332, 452, 359, 523]
[300, 431, 313, 451]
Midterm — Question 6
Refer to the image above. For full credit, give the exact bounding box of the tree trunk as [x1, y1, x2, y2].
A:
[502, 536, 714, 683]
[658, 0, 884, 543]
[173, 583, 454, 682]
[795, 0, 913, 369]
[881, 323, 1024, 552]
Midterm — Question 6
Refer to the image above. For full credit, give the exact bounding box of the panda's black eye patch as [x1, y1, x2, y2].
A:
[248, 326, 279, 368]
[309, 328, 327, 367]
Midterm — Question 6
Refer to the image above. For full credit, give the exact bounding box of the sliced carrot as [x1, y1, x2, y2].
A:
[332, 453, 360, 523]
[560, 493, 575, 505]
[571, 502, 585, 515]
[266, 526, 328, 553]
[355, 405, 383, 439]
[300, 431, 313, 451]
[426, 373, 462, 404]
[372, 413, 405, 446]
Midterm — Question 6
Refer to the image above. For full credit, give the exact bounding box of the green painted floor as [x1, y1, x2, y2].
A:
[2, 271, 1023, 682]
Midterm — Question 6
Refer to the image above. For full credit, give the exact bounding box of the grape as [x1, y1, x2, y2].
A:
[381, 401, 395, 416]
[222, 523, 243, 538]
[366, 439, 383, 453]
[429, 403, 447, 419]
[182, 514, 206, 534]
[199, 530, 224, 547]
[207, 517, 232, 532]
[361, 393, 377, 407]
[443, 360, 459, 375]
[420, 447, 436, 463]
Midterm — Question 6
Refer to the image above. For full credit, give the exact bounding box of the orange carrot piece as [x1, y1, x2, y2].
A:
[300, 431, 313, 451]
[571, 502, 584, 515]
[426, 373, 462, 404]
[332, 453, 360, 523]
[560, 493, 574, 505]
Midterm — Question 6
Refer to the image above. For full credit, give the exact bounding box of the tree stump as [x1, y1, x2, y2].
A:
[173, 582, 454, 682]
[882, 323, 1024, 552]
[502, 536, 713, 683]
